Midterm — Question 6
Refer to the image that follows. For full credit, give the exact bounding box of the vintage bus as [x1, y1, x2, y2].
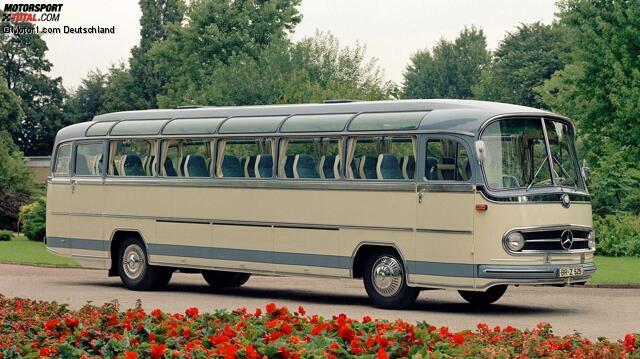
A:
[46, 99, 595, 309]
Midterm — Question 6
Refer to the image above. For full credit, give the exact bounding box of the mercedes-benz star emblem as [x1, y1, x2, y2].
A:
[561, 194, 571, 208]
[560, 229, 574, 250]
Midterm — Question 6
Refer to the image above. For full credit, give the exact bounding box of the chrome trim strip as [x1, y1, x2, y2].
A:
[418, 183, 475, 193]
[478, 263, 596, 280]
[415, 228, 473, 235]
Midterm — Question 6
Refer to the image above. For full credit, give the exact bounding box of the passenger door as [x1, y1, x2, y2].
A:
[47, 142, 73, 255]
[69, 141, 107, 258]
[413, 136, 476, 288]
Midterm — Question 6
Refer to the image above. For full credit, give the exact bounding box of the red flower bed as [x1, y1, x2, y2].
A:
[0, 295, 638, 358]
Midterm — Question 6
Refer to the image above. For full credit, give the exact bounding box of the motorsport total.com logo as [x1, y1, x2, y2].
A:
[2, 3, 63, 22]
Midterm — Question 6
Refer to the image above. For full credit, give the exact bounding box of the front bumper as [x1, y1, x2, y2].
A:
[478, 262, 596, 282]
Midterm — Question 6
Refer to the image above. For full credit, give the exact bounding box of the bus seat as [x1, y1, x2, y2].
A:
[318, 155, 336, 179]
[221, 155, 243, 177]
[438, 157, 456, 180]
[401, 155, 415, 179]
[359, 156, 377, 179]
[284, 155, 295, 178]
[164, 158, 178, 177]
[206, 158, 212, 175]
[245, 156, 256, 178]
[240, 157, 247, 175]
[425, 156, 439, 180]
[75, 154, 91, 175]
[255, 154, 273, 178]
[182, 154, 209, 177]
[376, 154, 403, 180]
[293, 154, 320, 179]
[122, 155, 145, 176]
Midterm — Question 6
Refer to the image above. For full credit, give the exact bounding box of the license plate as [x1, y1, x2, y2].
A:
[559, 266, 584, 278]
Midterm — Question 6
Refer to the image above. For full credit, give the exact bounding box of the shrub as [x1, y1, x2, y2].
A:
[0, 297, 637, 358]
[0, 230, 12, 241]
[594, 211, 640, 257]
[19, 196, 46, 242]
[0, 131, 36, 231]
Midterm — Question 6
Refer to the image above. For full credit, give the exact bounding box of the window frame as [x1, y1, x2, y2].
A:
[215, 136, 276, 179]
[73, 140, 106, 177]
[276, 135, 344, 180]
[106, 138, 158, 178]
[52, 142, 73, 177]
[345, 134, 417, 182]
[158, 137, 215, 178]
[422, 134, 474, 183]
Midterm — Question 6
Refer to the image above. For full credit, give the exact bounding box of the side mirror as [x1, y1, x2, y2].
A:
[475, 140, 487, 162]
[581, 159, 590, 181]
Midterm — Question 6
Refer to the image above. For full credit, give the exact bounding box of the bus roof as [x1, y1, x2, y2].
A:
[56, 99, 559, 143]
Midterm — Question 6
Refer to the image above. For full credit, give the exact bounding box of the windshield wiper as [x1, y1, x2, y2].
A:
[527, 157, 549, 191]
[550, 154, 577, 187]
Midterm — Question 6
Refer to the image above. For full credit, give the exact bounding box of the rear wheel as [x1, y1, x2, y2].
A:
[363, 251, 419, 309]
[458, 285, 507, 305]
[202, 270, 251, 288]
[118, 237, 172, 291]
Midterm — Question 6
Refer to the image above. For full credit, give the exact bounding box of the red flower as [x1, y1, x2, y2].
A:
[150, 344, 166, 359]
[439, 326, 450, 337]
[149, 332, 157, 343]
[503, 325, 516, 333]
[124, 351, 139, 359]
[185, 307, 199, 318]
[39, 347, 52, 357]
[624, 333, 637, 353]
[297, 306, 306, 316]
[453, 332, 465, 345]
[377, 348, 389, 359]
[44, 319, 61, 331]
[183, 327, 191, 338]
[281, 323, 293, 335]
[245, 345, 261, 359]
[338, 325, 355, 341]
[151, 309, 163, 319]
[64, 317, 80, 328]
[266, 303, 277, 314]
[254, 308, 262, 317]
[362, 316, 372, 323]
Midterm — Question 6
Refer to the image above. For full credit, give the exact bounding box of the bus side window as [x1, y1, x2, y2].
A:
[425, 138, 471, 181]
[75, 141, 104, 176]
[109, 139, 156, 177]
[53, 143, 72, 176]
[277, 137, 342, 179]
[345, 136, 415, 180]
[216, 138, 274, 178]
[160, 139, 213, 177]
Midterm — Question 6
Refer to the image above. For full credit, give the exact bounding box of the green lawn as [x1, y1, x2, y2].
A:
[0, 235, 77, 267]
[0, 236, 638, 285]
[590, 256, 640, 285]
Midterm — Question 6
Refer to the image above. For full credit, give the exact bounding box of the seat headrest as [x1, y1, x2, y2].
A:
[255, 154, 273, 178]
[221, 155, 243, 177]
[319, 155, 336, 179]
[123, 155, 145, 176]
[183, 154, 209, 177]
[244, 156, 256, 178]
[376, 154, 403, 180]
[293, 154, 320, 179]
[164, 157, 177, 177]
[359, 156, 377, 179]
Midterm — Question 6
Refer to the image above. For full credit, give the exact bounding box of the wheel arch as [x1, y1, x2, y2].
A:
[108, 229, 148, 277]
[351, 242, 408, 280]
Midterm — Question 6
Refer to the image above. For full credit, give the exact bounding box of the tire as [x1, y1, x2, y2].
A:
[363, 251, 419, 309]
[458, 285, 507, 305]
[118, 237, 173, 291]
[202, 270, 251, 288]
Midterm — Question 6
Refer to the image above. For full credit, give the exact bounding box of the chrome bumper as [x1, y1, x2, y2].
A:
[478, 262, 596, 281]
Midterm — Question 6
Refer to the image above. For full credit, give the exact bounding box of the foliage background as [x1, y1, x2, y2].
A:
[0, 0, 638, 255]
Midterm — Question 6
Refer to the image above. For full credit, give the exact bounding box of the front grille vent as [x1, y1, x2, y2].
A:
[520, 228, 590, 252]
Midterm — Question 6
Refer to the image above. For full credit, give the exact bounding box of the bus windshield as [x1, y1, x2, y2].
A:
[480, 118, 585, 191]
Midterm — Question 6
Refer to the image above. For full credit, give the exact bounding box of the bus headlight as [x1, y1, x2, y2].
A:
[506, 232, 525, 252]
[588, 230, 596, 249]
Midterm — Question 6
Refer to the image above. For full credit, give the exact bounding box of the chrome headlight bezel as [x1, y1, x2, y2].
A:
[587, 230, 596, 249]
[506, 232, 525, 252]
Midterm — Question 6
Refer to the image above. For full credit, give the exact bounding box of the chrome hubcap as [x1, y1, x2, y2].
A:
[371, 256, 403, 297]
[122, 244, 145, 280]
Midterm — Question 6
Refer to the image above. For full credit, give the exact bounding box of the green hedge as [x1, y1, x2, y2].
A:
[0, 229, 12, 241]
[19, 196, 46, 242]
[594, 212, 640, 257]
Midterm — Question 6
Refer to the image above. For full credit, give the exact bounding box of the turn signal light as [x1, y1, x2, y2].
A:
[475, 204, 488, 211]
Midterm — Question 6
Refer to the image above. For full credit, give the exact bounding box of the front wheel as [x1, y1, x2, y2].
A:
[458, 285, 507, 305]
[118, 238, 172, 291]
[363, 252, 419, 309]
[202, 270, 251, 288]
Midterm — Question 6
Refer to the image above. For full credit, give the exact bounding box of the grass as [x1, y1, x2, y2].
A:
[590, 255, 640, 285]
[0, 234, 77, 267]
[0, 235, 638, 285]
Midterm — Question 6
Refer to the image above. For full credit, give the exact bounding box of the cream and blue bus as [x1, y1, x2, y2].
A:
[46, 99, 595, 309]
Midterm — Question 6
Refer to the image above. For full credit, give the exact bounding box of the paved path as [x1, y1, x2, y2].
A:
[1, 263, 638, 339]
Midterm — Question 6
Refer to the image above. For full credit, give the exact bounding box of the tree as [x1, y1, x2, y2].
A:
[473, 22, 570, 108]
[0, 130, 36, 231]
[0, 80, 23, 133]
[0, 19, 67, 155]
[65, 70, 108, 124]
[128, 0, 185, 108]
[152, 0, 303, 107]
[402, 26, 490, 99]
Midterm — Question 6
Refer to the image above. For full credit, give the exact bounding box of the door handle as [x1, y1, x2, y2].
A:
[71, 179, 78, 193]
[418, 187, 426, 204]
